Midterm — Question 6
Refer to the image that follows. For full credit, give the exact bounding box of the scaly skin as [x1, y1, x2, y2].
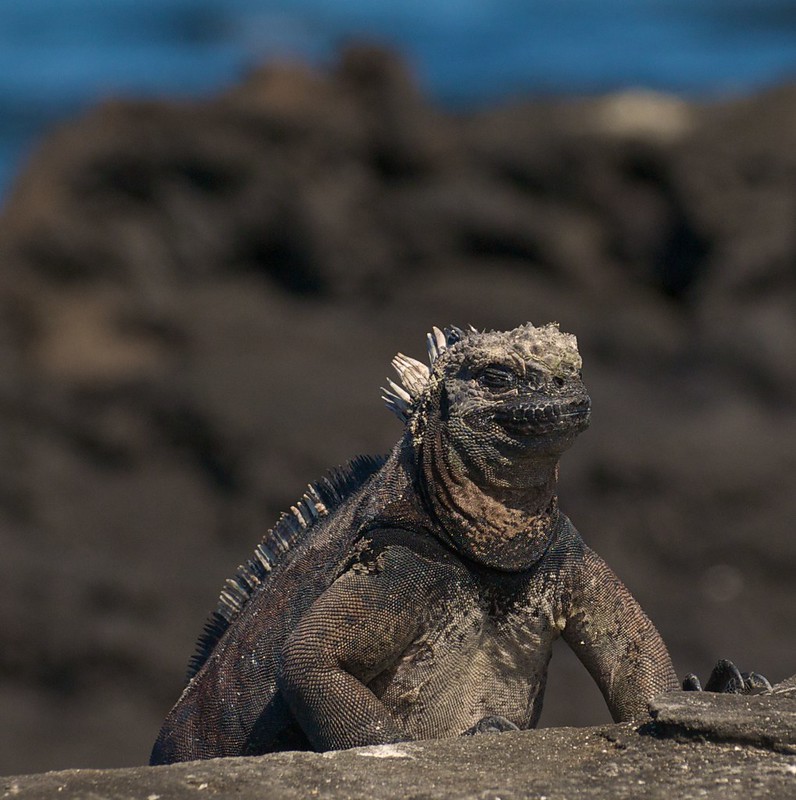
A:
[151, 323, 681, 763]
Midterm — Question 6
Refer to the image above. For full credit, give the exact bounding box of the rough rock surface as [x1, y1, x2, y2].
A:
[649, 692, 796, 752]
[4, 684, 796, 799]
[0, 47, 794, 775]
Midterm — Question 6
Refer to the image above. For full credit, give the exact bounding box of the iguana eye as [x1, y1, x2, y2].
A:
[478, 364, 517, 391]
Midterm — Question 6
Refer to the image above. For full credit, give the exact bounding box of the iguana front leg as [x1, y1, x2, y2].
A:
[562, 546, 679, 721]
[277, 542, 441, 751]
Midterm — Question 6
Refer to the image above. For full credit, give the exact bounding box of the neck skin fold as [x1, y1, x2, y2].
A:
[414, 423, 561, 572]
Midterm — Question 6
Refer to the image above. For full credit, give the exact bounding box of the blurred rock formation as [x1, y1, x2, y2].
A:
[0, 46, 794, 774]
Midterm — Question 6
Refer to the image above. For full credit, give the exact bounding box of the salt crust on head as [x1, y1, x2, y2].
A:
[382, 322, 582, 422]
[466, 322, 582, 377]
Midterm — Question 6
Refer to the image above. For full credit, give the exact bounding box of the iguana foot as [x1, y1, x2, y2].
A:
[463, 715, 520, 736]
[683, 658, 772, 694]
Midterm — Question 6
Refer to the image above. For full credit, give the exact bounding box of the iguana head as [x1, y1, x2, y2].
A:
[383, 323, 591, 569]
[384, 322, 590, 468]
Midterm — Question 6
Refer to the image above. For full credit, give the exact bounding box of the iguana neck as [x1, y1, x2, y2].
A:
[414, 422, 560, 571]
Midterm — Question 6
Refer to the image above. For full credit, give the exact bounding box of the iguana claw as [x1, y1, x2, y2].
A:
[463, 715, 521, 736]
[683, 659, 772, 694]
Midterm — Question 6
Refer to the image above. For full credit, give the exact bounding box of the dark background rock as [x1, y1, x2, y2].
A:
[0, 47, 794, 776]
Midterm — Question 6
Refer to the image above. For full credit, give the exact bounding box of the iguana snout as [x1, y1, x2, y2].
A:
[493, 393, 591, 438]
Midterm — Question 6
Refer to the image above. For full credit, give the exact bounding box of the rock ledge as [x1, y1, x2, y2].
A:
[4, 684, 795, 800]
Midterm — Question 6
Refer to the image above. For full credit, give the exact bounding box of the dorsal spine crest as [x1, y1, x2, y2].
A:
[186, 454, 386, 680]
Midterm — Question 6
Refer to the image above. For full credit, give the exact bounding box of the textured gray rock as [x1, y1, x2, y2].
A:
[649, 690, 796, 752]
[4, 683, 796, 800]
[1, 727, 792, 800]
[773, 675, 796, 697]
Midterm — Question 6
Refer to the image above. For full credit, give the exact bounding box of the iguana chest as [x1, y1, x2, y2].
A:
[367, 580, 562, 738]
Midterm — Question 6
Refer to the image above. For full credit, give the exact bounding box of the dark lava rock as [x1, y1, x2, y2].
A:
[0, 47, 794, 775]
[4, 679, 796, 799]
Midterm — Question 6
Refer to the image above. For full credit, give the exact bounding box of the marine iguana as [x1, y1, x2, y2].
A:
[151, 322, 766, 763]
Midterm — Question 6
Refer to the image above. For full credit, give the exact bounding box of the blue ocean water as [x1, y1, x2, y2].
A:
[1, 0, 796, 196]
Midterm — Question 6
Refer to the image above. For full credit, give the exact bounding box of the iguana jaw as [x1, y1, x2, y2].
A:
[492, 395, 591, 439]
[441, 354, 592, 471]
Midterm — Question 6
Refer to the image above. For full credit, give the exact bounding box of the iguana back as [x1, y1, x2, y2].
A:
[151, 454, 391, 761]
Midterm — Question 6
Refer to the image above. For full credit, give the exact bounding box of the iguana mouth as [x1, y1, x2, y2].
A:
[494, 397, 591, 437]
